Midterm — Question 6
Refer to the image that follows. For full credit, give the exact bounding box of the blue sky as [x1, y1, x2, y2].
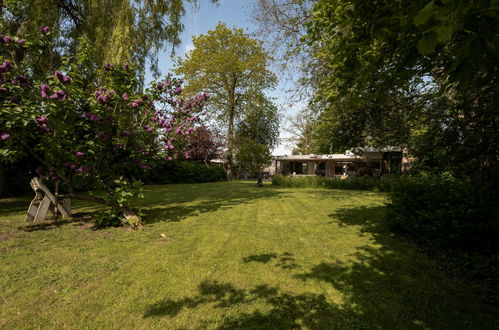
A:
[146, 0, 302, 155]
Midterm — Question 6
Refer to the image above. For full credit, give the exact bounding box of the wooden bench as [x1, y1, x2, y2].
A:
[25, 177, 71, 222]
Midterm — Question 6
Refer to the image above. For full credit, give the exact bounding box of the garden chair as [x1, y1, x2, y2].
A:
[25, 177, 71, 221]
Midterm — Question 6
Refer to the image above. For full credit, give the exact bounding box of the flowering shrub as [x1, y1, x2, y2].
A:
[0, 30, 209, 222]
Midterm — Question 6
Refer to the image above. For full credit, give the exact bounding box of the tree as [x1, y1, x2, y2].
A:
[184, 125, 223, 164]
[305, 0, 499, 178]
[235, 138, 272, 177]
[252, 0, 315, 101]
[235, 93, 280, 150]
[282, 107, 317, 155]
[174, 23, 276, 177]
[0, 0, 217, 79]
[0, 30, 209, 224]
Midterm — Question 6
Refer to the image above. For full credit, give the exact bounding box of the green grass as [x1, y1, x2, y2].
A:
[0, 181, 497, 329]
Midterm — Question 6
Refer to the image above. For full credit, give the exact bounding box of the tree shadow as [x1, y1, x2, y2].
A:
[144, 280, 355, 329]
[291, 205, 499, 328]
[144, 204, 498, 328]
[243, 252, 299, 270]
[141, 184, 283, 224]
[0, 197, 31, 217]
[20, 211, 94, 232]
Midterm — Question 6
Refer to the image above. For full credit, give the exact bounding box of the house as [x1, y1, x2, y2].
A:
[270, 148, 402, 178]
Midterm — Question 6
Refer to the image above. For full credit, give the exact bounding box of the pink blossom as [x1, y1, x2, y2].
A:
[122, 93, 129, 101]
[55, 71, 64, 81]
[73, 151, 84, 157]
[18, 39, 26, 46]
[143, 125, 153, 132]
[103, 61, 113, 71]
[3, 36, 12, 43]
[0, 60, 12, 73]
[0, 132, 10, 140]
[62, 75, 72, 83]
[75, 166, 89, 174]
[40, 26, 50, 34]
[36, 116, 48, 124]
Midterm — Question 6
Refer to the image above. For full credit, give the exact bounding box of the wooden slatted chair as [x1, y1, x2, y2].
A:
[25, 177, 71, 222]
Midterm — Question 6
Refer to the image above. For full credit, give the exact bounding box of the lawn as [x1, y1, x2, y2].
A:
[0, 181, 497, 329]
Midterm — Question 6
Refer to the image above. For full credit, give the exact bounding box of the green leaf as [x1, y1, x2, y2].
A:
[418, 33, 438, 54]
[414, 1, 435, 27]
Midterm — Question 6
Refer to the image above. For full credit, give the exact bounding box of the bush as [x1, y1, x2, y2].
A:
[386, 173, 499, 255]
[140, 160, 226, 184]
[271, 175, 399, 192]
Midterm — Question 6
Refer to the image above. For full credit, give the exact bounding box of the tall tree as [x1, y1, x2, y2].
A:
[305, 0, 499, 178]
[0, 0, 217, 78]
[282, 107, 317, 155]
[235, 93, 280, 150]
[174, 23, 276, 176]
[252, 0, 314, 99]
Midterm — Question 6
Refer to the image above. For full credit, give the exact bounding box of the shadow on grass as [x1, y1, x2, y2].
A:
[144, 280, 353, 329]
[144, 205, 499, 328]
[20, 211, 94, 232]
[0, 197, 31, 217]
[141, 183, 284, 224]
[243, 252, 299, 270]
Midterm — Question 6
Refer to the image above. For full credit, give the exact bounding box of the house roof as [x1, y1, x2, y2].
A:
[274, 149, 399, 161]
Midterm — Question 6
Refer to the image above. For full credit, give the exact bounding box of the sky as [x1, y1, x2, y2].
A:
[145, 0, 304, 156]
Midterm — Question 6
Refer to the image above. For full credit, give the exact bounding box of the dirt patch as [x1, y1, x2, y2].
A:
[0, 231, 16, 243]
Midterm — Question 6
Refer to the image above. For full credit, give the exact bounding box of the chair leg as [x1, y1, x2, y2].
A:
[34, 197, 51, 222]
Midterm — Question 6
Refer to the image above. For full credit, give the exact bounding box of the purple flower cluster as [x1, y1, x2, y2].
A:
[49, 167, 58, 181]
[94, 88, 115, 105]
[143, 125, 153, 132]
[36, 116, 49, 131]
[84, 112, 101, 122]
[49, 89, 67, 101]
[1, 132, 10, 141]
[75, 166, 89, 174]
[129, 99, 142, 108]
[71, 150, 85, 157]
[0, 60, 12, 73]
[40, 84, 50, 98]
[40, 26, 50, 35]
[16, 74, 29, 88]
[55, 71, 72, 84]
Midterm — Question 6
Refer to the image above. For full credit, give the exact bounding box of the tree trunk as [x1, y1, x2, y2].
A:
[71, 193, 140, 222]
[227, 108, 235, 179]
